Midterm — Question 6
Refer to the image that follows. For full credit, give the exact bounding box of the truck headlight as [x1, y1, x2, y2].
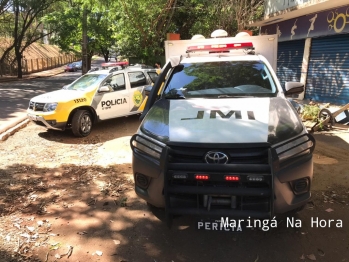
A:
[275, 134, 315, 163]
[131, 134, 164, 160]
[43, 102, 58, 112]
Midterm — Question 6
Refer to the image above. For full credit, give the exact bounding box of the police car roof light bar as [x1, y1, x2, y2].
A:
[186, 42, 254, 53]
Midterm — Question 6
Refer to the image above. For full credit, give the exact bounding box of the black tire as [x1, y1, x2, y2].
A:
[71, 110, 92, 137]
[318, 108, 335, 126]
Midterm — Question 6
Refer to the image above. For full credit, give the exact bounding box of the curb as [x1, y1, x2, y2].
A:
[0, 116, 30, 142]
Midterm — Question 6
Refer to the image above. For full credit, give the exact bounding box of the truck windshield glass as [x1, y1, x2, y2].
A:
[163, 61, 277, 98]
[67, 74, 108, 91]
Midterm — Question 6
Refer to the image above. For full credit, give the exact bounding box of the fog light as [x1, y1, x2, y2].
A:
[135, 173, 150, 189]
[291, 178, 309, 195]
[47, 120, 57, 126]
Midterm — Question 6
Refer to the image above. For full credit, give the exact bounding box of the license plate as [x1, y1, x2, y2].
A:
[197, 218, 243, 232]
[27, 114, 38, 121]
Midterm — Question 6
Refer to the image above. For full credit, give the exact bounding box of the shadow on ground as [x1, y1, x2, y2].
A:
[37, 114, 141, 144]
[0, 161, 348, 262]
[1, 118, 349, 261]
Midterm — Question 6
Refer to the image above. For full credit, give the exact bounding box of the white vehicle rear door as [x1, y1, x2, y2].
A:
[127, 71, 148, 113]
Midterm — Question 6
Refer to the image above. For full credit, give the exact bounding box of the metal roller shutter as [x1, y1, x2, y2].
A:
[276, 40, 305, 91]
[305, 34, 349, 104]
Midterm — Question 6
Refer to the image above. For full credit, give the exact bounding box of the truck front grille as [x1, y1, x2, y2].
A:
[163, 143, 274, 224]
[168, 145, 269, 165]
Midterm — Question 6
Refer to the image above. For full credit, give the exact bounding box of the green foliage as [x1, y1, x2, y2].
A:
[0, 0, 63, 77]
[44, 6, 82, 53]
[109, 0, 178, 61]
[0, 0, 266, 68]
[302, 105, 321, 122]
[44, 0, 116, 61]
[170, 0, 212, 39]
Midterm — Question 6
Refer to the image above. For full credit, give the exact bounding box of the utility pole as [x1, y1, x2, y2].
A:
[82, 6, 88, 74]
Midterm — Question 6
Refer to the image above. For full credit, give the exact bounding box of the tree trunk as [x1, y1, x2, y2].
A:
[100, 48, 109, 62]
[87, 52, 93, 71]
[15, 49, 22, 78]
[82, 6, 88, 74]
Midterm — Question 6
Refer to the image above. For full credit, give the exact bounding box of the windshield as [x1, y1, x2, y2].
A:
[163, 61, 278, 99]
[66, 74, 108, 91]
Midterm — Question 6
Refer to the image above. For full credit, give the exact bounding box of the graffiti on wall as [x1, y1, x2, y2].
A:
[305, 40, 349, 104]
[277, 50, 302, 84]
[327, 9, 349, 33]
[261, 5, 349, 42]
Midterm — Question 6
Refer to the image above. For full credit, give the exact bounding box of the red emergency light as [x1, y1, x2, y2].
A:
[101, 61, 129, 67]
[224, 175, 240, 181]
[187, 42, 254, 53]
[195, 174, 210, 180]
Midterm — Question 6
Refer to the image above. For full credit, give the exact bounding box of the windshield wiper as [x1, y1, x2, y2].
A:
[218, 95, 254, 98]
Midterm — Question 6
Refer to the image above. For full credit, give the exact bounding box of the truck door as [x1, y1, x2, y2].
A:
[95, 73, 129, 120]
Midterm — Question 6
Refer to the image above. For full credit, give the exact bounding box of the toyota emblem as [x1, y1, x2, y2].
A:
[205, 151, 229, 164]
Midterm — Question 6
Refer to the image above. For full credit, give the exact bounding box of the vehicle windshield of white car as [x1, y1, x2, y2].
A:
[163, 61, 278, 99]
[66, 74, 108, 91]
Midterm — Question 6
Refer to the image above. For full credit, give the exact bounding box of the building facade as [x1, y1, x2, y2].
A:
[250, 0, 349, 105]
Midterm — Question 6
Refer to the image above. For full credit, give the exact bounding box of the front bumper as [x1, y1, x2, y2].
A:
[131, 133, 315, 225]
[27, 113, 66, 131]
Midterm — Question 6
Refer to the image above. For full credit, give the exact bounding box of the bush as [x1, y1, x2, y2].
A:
[301, 105, 320, 122]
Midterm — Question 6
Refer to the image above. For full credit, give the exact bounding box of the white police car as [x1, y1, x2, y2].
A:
[27, 66, 158, 137]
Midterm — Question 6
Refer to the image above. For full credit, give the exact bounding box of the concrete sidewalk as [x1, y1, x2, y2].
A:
[0, 65, 65, 82]
[0, 66, 66, 141]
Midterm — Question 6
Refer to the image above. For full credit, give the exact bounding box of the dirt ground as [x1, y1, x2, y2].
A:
[0, 115, 349, 262]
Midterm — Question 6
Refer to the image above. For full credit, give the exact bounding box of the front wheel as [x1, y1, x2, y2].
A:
[71, 110, 92, 137]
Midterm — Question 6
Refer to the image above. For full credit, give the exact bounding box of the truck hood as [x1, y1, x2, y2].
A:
[140, 97, 305, 145]
[30, 90, 88, 103]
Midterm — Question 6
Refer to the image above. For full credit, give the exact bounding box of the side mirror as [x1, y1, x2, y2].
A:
[284, 82, 304, 97]
[144, 85, 153, 96]
[62, 85, 70, 90]
[99, 86, 110, 92]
